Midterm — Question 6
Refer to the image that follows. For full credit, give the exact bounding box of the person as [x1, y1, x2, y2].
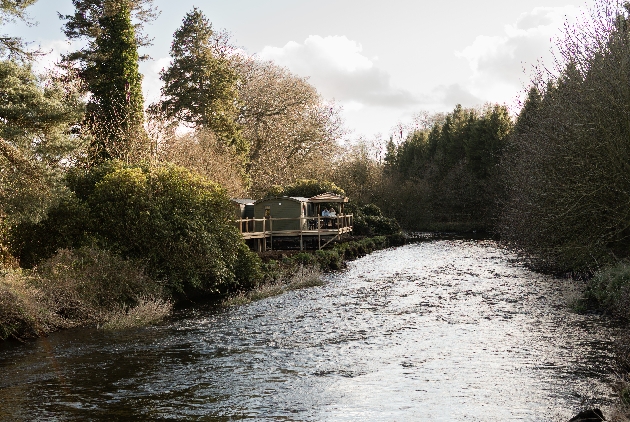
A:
[321, 208, 329, 228]
[329, 207, 337, 228]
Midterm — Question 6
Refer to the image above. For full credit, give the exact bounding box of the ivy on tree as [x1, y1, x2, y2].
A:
[61, 0, 157, 164]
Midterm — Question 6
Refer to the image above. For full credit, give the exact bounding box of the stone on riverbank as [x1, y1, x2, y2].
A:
[568, 408, 605, 421]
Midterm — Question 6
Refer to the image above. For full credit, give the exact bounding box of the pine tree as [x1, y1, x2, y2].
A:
[0, 0, 39, 59]
[62, 0, 156, 164]
[156, 8, 245, 153]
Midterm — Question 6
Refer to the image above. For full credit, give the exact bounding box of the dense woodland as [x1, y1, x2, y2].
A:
[3, 0, 630, 346]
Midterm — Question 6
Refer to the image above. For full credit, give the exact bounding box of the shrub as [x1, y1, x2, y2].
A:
[0, 270, 46, 340]
[292, 252, 317, 266]
[584, 261, 630, 319]
[11, 162, 263, 296]
[315, 249, 343, 271]
[360, 203, 383, 217]
[0, 247, 171, 340]
[33, 247, 163, 314]
[353, 215, 401, 236]
[265, 179, 345, 198]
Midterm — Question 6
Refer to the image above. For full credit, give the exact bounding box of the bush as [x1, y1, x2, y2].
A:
[33, 247, 163, 314]
[292, 252, 317, 266]
[361, 203, 383, 217]
[0, 247, 172, 340]
[354, 214, 401, 236]
[584, 261, 630, 319]
[315, 249, 343, 271]
[10, 162, 263, 296]
[0, 269, 46, 340]
[265, 179, 345, 199]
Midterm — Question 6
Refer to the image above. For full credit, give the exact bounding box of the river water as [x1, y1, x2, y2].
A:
[0, 240, 623, 421]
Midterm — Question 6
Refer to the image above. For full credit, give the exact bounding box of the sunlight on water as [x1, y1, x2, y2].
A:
[0, 240, 622, 421]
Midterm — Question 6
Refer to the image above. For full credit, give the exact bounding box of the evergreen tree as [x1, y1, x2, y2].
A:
[155, 8, 244, 152]
[0, 0, 39, 59]
[61, 0, 156, 164]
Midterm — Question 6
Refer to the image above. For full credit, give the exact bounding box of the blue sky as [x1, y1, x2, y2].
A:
[6, 0, 593, 139]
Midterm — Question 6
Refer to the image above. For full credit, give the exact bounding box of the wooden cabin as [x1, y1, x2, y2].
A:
[253, 196, 313, 231]
[232, 192, 353, 251]
[231, 199, 255, 232]
[231, 198, 255, 219]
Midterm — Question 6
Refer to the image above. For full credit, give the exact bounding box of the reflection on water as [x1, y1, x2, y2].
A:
[0, 240, 622, 421]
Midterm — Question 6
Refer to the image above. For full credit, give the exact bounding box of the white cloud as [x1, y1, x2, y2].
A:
[456, 6, 582, 105]
[258, 35, 417, 107]
[31, 39, 78, 74]
[141, 56, 170, 105]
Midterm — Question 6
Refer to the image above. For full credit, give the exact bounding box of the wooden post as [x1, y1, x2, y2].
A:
[263, 218, 266, 252]
[318, 215, 321, 249]
[270, 217, 273, 251]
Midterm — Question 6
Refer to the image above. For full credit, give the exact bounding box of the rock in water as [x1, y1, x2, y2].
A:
[568, 409, 605, 421]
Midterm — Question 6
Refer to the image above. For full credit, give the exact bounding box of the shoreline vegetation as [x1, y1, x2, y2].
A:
[0, 234, 403, 342]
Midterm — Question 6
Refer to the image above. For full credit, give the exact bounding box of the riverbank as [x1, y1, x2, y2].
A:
[0, 234, 404, 342]
[220, 234, 406, 307]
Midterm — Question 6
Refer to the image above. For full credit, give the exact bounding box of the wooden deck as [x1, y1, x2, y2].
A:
[234, 214, 353, 250]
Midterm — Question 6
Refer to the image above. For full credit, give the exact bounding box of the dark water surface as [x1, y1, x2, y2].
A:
[0, 240, 623, 421]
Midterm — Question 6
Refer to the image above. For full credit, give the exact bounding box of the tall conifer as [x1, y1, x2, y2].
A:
[62, 0, 156, 163]
[156, 8, 245, 153]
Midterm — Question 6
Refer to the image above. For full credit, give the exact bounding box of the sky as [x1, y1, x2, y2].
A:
[5, 0, 594, 140]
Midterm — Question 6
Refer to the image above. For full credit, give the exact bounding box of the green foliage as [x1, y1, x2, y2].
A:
[332, 236, 389, 262]
[62, 0, 152, 163]
[0, 0, 39, 59]
[0, 60, 84, 226]
[583, 262, 630, 319]
[155, 8, 244, 153]
[266, 179, 345, 199]
[382, 104, 512, 231]
[360, 203, 383, 217]
[350, 203, 401, 236]
[11, 162, 262, 295]
[292, 252, 317, 266]
[314, 249, 343, 271]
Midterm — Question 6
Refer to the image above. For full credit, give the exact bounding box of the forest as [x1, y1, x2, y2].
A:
[2, 0, 630, 349]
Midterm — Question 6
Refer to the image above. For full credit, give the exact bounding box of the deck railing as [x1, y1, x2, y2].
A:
[233, 214, 353, 236]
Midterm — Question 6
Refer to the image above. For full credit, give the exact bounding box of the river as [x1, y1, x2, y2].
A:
[0, 240, 623, 421]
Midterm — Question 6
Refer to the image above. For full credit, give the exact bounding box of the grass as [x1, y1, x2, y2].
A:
[0, 247, 172, 340]
[222, 265, 325, 307]
[101, 297, 173, 330]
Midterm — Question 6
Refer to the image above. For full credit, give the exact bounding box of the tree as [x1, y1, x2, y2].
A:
[235, 59, 344, 196]
[61, 0, 157, 163]
[157, 129, 248, 197]
[500, 1, 630, 270]
[154, 8, 244, 152]
[0, 0, 39, 59]
[0, 60, 84, 226]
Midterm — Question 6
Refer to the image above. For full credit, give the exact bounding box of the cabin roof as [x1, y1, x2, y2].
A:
[231, 198, 255, 205]
[255, 196, 310, 205]
[309, 192, 348, 203]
